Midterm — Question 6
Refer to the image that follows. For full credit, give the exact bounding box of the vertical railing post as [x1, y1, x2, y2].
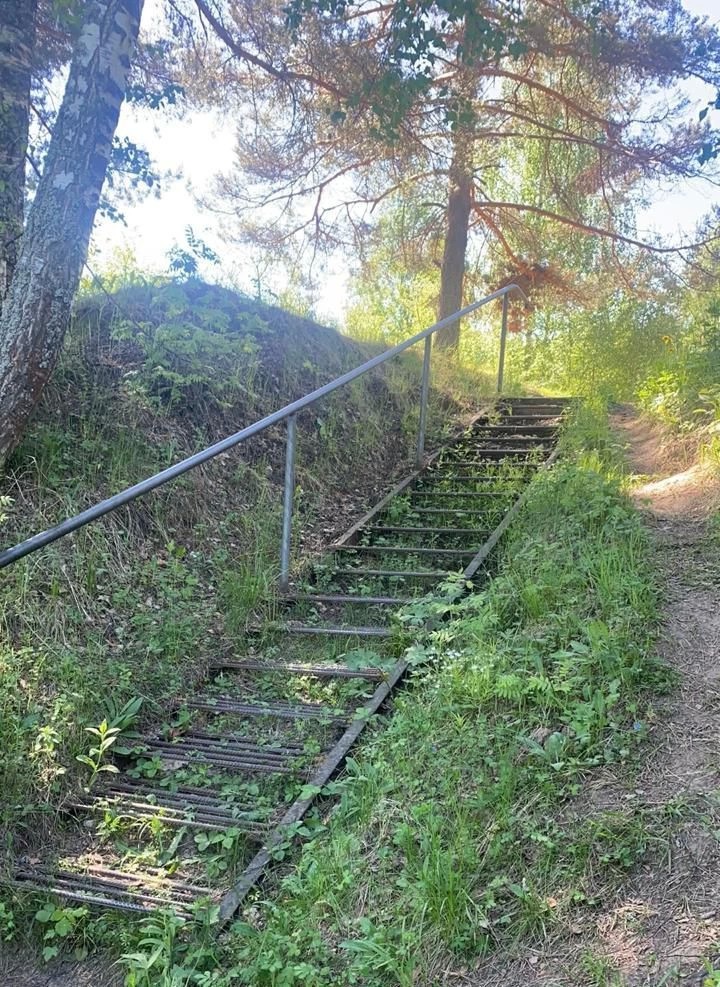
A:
[497, 292, 509, 395]
[415, 334, 432, 467]
[279, 414, 297, 592]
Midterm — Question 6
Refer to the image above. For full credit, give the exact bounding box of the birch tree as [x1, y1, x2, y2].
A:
[0, 0, 37, 297]
[0, 0, 145, 465]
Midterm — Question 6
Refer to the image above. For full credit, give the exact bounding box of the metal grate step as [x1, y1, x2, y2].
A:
[210, 657, 386, 680]
[139, 735, 303, 771]
[280, 592, 412, 606]
[186, 697, 347, 724]
[251, 620, 393, 638]
[12, 863, 211, 915]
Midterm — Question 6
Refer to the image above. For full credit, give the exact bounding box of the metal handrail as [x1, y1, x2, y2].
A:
[0, 283, 528, 584]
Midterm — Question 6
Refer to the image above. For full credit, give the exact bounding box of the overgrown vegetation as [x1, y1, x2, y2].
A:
[185, 402, 665, 986]
[8, 400, 669, 984]
[0, 277, 486, 889]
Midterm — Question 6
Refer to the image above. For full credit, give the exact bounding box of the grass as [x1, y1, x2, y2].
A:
[61, 398, 670, 986]
[0, 279, 501, 973]
[2, 282, 676, 983]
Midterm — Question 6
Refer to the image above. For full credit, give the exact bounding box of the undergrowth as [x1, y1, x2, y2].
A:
[55, 399, 670, 986]
[0, 278, 485, 884]
[204, 401, 667, 986]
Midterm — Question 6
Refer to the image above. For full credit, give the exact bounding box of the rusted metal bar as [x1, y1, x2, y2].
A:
[329, 567, 448, 579]
[334, 544, 477, 558]
[253, 621, 392, 638]
[279, 592, 412, 606]
[364, 525, 486, 536]
[210, 658, 385, 680]
[185, 698, 346, 722]
[411, 507, 497, 516]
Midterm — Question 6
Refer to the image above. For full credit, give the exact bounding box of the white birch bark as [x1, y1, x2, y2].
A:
[0, 0, 37, 297]
[0, 0, 144, 463]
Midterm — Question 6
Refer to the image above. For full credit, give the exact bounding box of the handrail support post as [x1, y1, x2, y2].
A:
[497, 293, 509, 395]
[415, 335, 432, 467]
[279, 414, 297, 592]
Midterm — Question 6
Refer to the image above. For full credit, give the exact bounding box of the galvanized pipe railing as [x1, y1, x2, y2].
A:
[0, 284, 528, 586]
[497, 293, 510, 395]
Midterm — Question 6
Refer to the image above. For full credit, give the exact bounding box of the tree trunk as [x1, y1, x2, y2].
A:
[0, 0, 37, 299]
[0, 0, 144, 465]
[435, 132, 473, 351]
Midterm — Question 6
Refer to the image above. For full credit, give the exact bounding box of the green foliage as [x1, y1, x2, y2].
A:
[637, 280, 720, 436]
[344, 203, 449, 349]
[286, 0, 526, 137]
[703, 957, 720, 986]
[35, 902, 90, 962]
[74, 698, 141, 789]
[109, 282, 266, 410]
[508, 294, 674, 401]
[122, 911, 221, 987]
[75, 719, 122, 790]
[203, 402, 669, 985]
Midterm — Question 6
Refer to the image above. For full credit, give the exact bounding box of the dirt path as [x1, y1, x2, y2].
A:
[469, 407, 720, 987]
[582, 406, 720, 986]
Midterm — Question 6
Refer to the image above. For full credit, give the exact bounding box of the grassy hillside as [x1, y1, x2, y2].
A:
[0, 278, 485, 876]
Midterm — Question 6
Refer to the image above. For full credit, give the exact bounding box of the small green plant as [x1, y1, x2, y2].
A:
[122, 909, 221, 986]
[34, 902, 89, 962]
[74, 696, 142, 789]
[704, 958, 720, 987]
[0, 902, 17, 942]
[75, 719, 121, 790]
[106, 695, 143, 733]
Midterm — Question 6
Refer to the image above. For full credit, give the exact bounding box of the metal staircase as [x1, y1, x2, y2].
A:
[7, 396, 569, 918]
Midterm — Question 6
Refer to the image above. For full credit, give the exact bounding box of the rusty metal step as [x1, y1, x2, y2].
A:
[70, 787, 271, 837]
[364, 525, 487, 536]
[328, 566, 449, 580]
[251, 620, 392, 638]
[473, 424, 558, 435]
[454, 449, 547, 460]
[186, 697, 347, 723]
[334, 544, 477, 559]
[410, 490, 512, 500]
[91, 777, 265, 810]
[280, 593, 413, 607]
[12, 863, 209, 915]
[210, 658, 385, 680]
[411, 506, 496, 516]
[472, 436, 552, 445]
[495, 415, 562, 424]
[280, 592, 412, 606]
[416, 477, 518, 485]
[140, 735, 302, 771]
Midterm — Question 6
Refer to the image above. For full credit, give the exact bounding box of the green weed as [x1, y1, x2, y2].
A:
[200, 400, 668, 984]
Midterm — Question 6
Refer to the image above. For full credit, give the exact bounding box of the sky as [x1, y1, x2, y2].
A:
[89, 0, 720, 323]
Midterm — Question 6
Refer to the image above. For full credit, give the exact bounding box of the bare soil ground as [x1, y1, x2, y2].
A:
[0, 953, 121, 987]
[464, 407, 720, 987]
